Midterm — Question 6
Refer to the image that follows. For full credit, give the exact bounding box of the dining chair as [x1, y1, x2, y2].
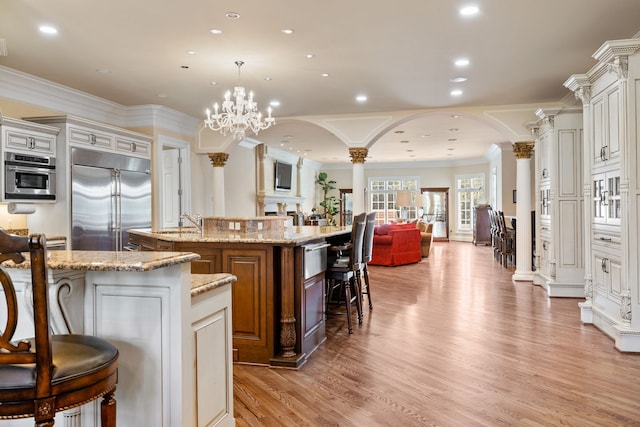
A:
[325, 212, 366, 333]
[0, 230, 119, 426]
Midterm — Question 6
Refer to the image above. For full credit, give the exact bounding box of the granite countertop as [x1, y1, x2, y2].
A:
[190, 273, 237, 297]
[129, 225, 352, 245]
[3, 250, 200, 272]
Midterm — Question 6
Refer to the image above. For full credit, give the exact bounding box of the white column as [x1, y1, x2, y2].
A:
[512, 142, 535, 282]
[564, 75, 593, 320]
[349, 147, 368, 214]
[208, 153, 228, 216]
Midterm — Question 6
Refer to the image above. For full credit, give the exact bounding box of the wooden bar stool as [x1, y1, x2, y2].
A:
[0, 230, 119, 426]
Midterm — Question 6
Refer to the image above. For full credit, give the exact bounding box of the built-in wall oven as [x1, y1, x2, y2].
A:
[4, 151, 56, 201]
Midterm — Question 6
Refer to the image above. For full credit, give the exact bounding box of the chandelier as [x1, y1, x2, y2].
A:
[204, 61, 275, 141]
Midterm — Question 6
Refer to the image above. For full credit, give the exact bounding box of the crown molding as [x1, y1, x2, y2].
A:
[0, 66, 199, 137]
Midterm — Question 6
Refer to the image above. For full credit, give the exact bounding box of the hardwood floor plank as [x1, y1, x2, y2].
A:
[234, 242, 640, 426]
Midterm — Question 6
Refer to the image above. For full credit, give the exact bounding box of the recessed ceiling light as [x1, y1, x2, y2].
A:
[180, 65, 189, 69]
[454, 58, 470, 67]
[448, 138, 458, 142]
[270, 100, 281, 107]
[394, 130, 405, 134]
[283, 135, 294, 139]
[226, 12, 240, 19]
[406, 149, 414, 152]
[449, 128, 459, 132]
[305, 53, 314, 59]
[421, 134, 431, 138]
[321, 73, 329, 77]
[39, 25, 58, 35]
[448, 148, 455, 150]
[450, 77, 468, 83]
[264, 77, 272, 81]
[186, 50, 196, 55]
[459, 5, 480, 16]
[451, 89, 463, 96]
[96, 69, 111, 74]
[400, 140, 410, 144]
[450, 114, 460, 119]
[209, 29, 222, 35]
[355, 94, 367, 102]
[210, 81, 217, 85]
[157, 93, 168, 98]
[281, 29, 294, 35]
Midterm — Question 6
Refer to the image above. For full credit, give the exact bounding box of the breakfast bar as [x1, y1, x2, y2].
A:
[2, 249, 236, 427]
[129, 216, 352, 368]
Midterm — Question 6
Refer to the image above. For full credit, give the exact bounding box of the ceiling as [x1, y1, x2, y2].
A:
[2, 0, 640, 165]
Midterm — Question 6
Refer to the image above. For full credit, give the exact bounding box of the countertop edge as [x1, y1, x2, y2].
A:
[3, 251, 201, 272]
[190, 273, 237, 297]
[129, 226, 351, 245]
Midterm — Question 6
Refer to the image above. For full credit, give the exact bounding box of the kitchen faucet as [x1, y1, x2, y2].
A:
[181, 213, 203, 233]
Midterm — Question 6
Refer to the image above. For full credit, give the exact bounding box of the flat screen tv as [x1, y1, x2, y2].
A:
[274, 160, 293, 191]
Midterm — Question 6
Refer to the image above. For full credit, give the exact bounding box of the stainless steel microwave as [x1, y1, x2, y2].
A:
[4, 151, 56, 201]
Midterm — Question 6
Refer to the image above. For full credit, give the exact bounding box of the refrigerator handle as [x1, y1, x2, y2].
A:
[111, 169, 122, 251]
[115, 169, 123, 251]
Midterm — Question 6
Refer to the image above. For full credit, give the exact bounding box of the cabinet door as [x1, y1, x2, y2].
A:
[116, 137, 151, 158]
[4, 127, 56, 155]
[222, 247, 273, 364]
[592, 171, 621, 226]
[593, 251, 622, 300]
[592, 87, 620, 167]
[69, 125, 114, 150]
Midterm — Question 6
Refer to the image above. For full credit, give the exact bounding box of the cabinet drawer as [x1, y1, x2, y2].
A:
[69, 126, 114, 150]
[4, 128, 56, 155]
[116, 137, 150, 158]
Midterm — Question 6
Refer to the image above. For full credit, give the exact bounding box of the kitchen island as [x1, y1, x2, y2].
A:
[2, 250, 236, 427]
[129, 219, 351, 368]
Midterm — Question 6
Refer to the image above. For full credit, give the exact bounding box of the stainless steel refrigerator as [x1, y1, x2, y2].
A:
[71, 147, 151, 251]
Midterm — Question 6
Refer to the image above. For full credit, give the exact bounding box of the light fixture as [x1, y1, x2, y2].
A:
[204, 61, 275, 141]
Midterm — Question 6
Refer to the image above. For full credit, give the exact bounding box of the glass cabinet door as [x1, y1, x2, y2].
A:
[339, 189, 353, 226]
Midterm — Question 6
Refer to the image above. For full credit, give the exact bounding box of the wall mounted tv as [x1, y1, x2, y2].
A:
[274, 160, 293, 191]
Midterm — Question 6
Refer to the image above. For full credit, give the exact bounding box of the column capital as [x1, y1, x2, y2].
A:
[513, 142, 535, 159]
[349, 147, 368, 164]
[208, 152, 229, 167]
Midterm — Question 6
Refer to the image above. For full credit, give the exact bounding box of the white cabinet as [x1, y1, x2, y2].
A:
[40, 116, 152, 159]
[22, 115, 154, 239]
[68, 125, 114, 150]
[1, 116, 58, 156]
[533, 108, 584, 297]
[5, 259, 235, 427]
[592, 84, 621, 168]
[565, 38, 640, 351]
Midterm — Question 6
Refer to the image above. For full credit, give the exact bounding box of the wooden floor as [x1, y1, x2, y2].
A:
[233, 241, 640, 426]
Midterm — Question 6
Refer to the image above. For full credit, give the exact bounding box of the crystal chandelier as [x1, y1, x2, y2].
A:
[204, 61, 275, 141]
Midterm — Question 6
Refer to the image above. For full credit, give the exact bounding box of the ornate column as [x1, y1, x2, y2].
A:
[349, 147, 368, 215]
[564, 74, 593, 321]
[512, 142, 535, 282]
[208, 153, 229, 217]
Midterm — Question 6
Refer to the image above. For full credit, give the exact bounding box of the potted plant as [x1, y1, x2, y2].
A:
[315, 172, 339, 225]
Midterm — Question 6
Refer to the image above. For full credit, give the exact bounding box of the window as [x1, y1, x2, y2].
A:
[368, 177, 419, 224]
[456, 174, 485, 232]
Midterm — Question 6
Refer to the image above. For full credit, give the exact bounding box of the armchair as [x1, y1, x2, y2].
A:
[416, 220, 434, 257]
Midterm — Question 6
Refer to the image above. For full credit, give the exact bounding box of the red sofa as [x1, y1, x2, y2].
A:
[369, 223, 422, 266]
